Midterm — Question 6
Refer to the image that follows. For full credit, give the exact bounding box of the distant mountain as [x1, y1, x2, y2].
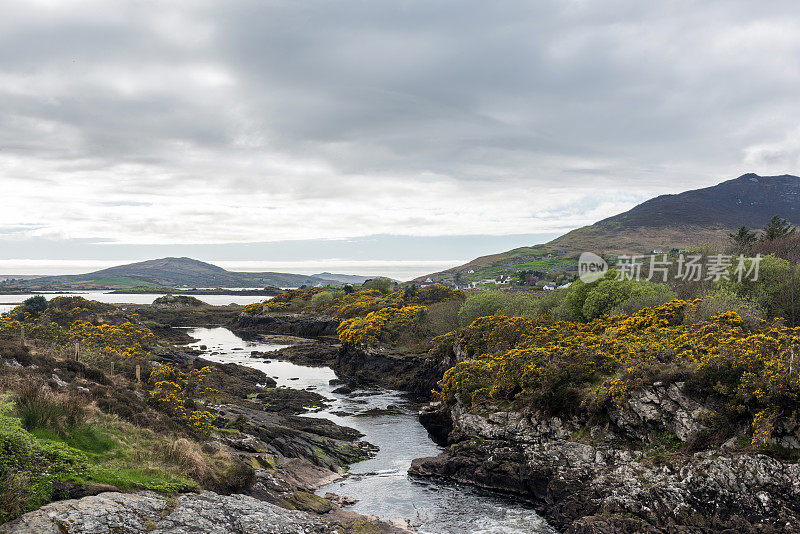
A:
[418, 173, 800, 283]
[312, 272, 375, 284]
[21, 257, 339, 289]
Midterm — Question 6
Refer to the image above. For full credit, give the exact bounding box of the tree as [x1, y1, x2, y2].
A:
[716, 254, 800, 326]
[21, 295, 48, 318]
[729, 226, 757, 253]
[763, 215, 796, 241]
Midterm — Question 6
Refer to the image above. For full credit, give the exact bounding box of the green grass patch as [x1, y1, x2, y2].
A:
[88, 466, 196, 494]
[0, 396, 202, 524]
[0, 408, 90, 523]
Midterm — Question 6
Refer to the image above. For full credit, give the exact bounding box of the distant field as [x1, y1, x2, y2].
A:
[63, 277, 159, 288]
[435, 258, 573, 282]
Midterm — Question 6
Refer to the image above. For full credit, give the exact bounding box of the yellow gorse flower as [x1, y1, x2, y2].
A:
[434, 299, 800, 447]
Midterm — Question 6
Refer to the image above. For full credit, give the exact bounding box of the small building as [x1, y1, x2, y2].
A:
[543, 284, 556, 291]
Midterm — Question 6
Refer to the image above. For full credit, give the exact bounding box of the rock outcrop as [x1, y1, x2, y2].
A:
[334, 346, 450, 398]
[411, 400, 800, 533]
[230, 313, 340, 339]
[1, 491, 340, 533]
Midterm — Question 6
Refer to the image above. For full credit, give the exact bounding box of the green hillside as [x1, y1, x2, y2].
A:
[418, 173, 800, 283]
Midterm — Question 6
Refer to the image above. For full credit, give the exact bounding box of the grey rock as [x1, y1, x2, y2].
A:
[1, 491, 338, 534]
[412, 398, 800, 533]
[610, 382, 715, 442]
[50, 374, 68, 387]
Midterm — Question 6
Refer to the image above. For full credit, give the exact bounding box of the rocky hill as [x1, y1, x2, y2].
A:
[19, 257, 344, 289]
[419, 173, 800, 283]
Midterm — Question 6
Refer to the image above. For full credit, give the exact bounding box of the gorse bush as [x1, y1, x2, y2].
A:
[149, 364, 216, 434]
[254, 283, 464, 317]
[0, 296, 156, 374]
[435, 298, 800, 447]
[337, 305, 427, 347]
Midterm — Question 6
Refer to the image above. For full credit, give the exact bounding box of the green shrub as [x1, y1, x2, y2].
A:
[682, 290, 763, 328]
[458, 291, 508, 326]
[609, 286, 680, 316]
[423, 299, 462, 336]
[716, 254, 800, 325]
[565, 272, 676, 321]
[310, 291, 337, 307]
[21, 296, 47, 319]
[360, 277, 396, 294]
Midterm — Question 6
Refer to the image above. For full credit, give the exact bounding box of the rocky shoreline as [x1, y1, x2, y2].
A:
[0, 491, 407, 534]
[230, 312, 341, 340]
[178, 309, 800, 532]
[0, 313, 407, 533]
[232, 312, 454, 398]
[410, 400, 800, 533]
[17, 302, 800, 533]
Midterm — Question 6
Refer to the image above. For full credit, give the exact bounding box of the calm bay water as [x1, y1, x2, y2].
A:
[188, 327, 555, 534]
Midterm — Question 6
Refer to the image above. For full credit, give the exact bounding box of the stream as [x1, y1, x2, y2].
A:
[187, 327, 555, 534]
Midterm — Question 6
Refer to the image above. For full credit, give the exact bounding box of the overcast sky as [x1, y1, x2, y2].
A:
[2, 0, 800, 278]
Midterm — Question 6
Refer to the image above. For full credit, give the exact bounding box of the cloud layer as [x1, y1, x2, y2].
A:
[2, 0, 800, 250]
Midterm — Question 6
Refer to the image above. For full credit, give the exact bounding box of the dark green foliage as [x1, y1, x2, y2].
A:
[21, 296, 47, 318]
[729, 225, 757, 253]
[716, 255, 800, 326]
[763, 215, 796, 241]
[565, 272, 677, 321]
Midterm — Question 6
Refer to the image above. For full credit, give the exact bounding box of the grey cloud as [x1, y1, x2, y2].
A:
[2, 0, 800, 256]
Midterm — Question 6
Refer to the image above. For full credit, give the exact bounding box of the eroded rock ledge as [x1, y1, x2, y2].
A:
[410, 400, 800, 533]
[230, 313, 341, 340]
[0, 490, 402, 534]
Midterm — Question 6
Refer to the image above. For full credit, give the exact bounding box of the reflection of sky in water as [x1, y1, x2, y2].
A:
[0, 291, 271, 314]
[186, 327, 334, 390]
[188, 327, 556, 534]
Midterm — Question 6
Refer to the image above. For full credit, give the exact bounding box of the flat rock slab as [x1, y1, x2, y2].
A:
[1, 491, 338, 534]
